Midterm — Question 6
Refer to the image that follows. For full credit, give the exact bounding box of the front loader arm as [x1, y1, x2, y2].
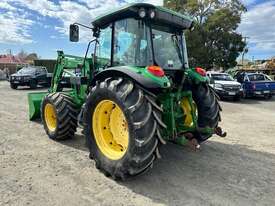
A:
[50, 51, 65, 93]
[50, 50, 88, 93]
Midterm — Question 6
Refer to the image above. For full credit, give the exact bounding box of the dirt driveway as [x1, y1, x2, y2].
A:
[1, 80, 275, 206]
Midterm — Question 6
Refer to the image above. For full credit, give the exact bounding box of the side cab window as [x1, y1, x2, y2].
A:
[97, 25, 112, 69]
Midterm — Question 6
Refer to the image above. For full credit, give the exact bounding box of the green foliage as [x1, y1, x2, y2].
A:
[164, 0, 247, 70]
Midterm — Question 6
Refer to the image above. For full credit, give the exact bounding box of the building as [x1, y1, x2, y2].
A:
[34, 59, 56, 73]
[0, 54, 28, 75]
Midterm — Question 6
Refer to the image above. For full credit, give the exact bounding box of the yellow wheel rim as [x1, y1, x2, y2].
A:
[181, 97, 197, 127]
[92, 100, 129, 160]
[44, 103, 57, 132]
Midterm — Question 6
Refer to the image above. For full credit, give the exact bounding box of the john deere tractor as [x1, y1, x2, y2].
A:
[28, 3, 225, 179]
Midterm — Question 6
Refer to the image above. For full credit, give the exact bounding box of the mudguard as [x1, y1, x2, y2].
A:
[185, 68, 209, 84]
[91, 66, 171, 89]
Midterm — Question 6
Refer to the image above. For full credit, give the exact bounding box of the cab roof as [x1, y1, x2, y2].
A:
[92, 3, 193, 30]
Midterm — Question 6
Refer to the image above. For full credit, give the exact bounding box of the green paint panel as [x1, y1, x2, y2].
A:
[175, 136, 189, 146]
[185, 68, 209, 84]
[158, 90, 197, 144]
[28, 92, 48, 120]
[127, 66, 171, 88]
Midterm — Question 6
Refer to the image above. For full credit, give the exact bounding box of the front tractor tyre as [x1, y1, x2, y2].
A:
[84, 77, 166, 179]
[41, 93, 78, 140]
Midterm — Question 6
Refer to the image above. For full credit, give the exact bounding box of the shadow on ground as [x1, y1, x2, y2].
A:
[119, 141, 275, 205]
[60, 133, 88, 152]
[59, 132, 275, 205]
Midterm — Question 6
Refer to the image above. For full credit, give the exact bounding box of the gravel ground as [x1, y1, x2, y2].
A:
[0, 80, 275, 206]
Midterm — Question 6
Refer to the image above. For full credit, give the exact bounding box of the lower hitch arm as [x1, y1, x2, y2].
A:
[215, 126, 227, 137]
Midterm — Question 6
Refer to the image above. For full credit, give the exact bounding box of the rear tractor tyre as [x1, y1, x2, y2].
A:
[84, 77, 166, 179]
[41, 92, 79, 140]
[192, 84, 222, 142]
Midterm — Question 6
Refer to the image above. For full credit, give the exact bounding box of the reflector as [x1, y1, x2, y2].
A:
[195, 67, 206, 76]
[147, 65, 165, 77]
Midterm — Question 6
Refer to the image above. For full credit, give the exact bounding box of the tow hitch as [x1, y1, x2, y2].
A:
[188, 126, 227, 150]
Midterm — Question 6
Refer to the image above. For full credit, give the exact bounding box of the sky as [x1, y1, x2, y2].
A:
[0, 0, 274, 61]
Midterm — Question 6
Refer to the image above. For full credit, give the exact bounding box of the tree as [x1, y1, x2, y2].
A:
[17, 49, 28, 60]
[25, 53, 38, 61]
[164, 0, 247, 70]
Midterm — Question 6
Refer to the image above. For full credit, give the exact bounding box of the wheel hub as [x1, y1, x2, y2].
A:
[44, 103, 57, 132]
[92, 100, 129, 160]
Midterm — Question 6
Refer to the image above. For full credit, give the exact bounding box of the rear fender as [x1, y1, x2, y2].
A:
[185, 68, 209, 84]
[91, 66, 171, 89]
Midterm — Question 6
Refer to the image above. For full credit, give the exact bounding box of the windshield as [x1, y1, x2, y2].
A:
[17, 67, 36, 75]
[112, 18, 185, 69]
[212, 74, 234, 81]
[152, 25, 184, 70]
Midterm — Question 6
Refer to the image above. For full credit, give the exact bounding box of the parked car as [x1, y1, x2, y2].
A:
[235, 72, 275, 99]
[207, 71, 243, 101]
[9, 66, 52, 89]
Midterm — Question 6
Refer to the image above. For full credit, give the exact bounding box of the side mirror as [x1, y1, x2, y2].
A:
[69, 24, 79, 42]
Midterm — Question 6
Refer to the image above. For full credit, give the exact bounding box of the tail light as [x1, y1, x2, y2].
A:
[147, 65, 165, 77]
[195, 67, 206, 76]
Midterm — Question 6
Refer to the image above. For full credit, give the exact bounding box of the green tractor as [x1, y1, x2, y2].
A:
[28, 3, 225, 179]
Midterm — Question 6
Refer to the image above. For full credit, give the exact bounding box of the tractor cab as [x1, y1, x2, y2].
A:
[70, 3, 193, 72]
